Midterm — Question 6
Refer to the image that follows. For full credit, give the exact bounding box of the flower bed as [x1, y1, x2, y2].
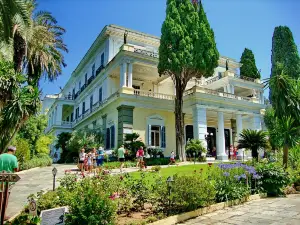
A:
[10, 162, 269, 225]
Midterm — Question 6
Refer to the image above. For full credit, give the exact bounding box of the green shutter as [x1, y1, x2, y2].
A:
[161, 126, 166, 148]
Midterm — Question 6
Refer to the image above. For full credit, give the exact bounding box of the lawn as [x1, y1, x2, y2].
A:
[129, 163, 215, 183]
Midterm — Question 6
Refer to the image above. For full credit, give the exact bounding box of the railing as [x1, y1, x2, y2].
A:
[238, 75, 256, 82]
[206, 75, 220, 85]
[61, 121, 72, 128]
[59, 94, 74, 100]
[184, 86, 255, 103]
[134, 89, 175, 100]
[133, 46, 159, 59]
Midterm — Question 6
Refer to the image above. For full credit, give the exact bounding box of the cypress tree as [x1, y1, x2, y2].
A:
[240, 48, 260, 79]
[270, 26, 300, 100]
[158, 0, 219, 160]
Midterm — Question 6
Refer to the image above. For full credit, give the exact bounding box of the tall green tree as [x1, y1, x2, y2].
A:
[240, 48, 260, 79]
[158, 0, 219, 160]
[269, 26, 300, 100]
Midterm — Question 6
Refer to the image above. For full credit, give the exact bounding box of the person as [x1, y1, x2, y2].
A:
[118, 145, 125, 173]
[87, 152, 92, 173]
[91, 148, 97, 172]
[0, 146, 18, 173]
[97, 146, 104, 168]
[233, 147, 238, 160]
[136, 146, 144, 169]
[168, 151, 176, 165]
[79, 148, 86, 172]
[212, 147, 216, 158]
[230, 145, 234, 160]
[0, 146, 18, 221]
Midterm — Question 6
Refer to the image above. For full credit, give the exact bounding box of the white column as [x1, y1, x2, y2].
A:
[192, 105, 207, 149]
[236, 113, 244, 160]
[56, 104, 63, 125]
[120, 62, 127, 88]
[252, 114, 262, 130]
[217, 111, 227, 160]
[226, 84, 231, 93]
[231, 84, 235, 94]
[223, 86, 227, 93]
[128, 63, 133, 88]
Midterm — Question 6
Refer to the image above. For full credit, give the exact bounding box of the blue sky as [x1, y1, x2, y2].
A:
[38, 0, 300, 98]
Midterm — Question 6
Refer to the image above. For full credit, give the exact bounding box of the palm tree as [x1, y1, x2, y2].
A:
[238, 129, 268, 160]
[25, 3, 68, 86]
[276, 116, 300, 169]
[0, 85, 40, 152]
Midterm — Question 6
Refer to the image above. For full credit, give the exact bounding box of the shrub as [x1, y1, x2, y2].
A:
[185, 139, 206, 158]
[21, 154, 52, 170]
[11, 136, 31, 163]
[152, 174, 215, 214]
[65, 178, 117, 225]
[35, 135, 53, 154]
[255, 162, 289, 196]
[150, 166, 161, 172]
[34, 191, 60, 214]
[8, 213, 40, 225]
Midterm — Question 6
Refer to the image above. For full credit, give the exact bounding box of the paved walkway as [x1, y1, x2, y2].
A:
[180, 194, 300, 225]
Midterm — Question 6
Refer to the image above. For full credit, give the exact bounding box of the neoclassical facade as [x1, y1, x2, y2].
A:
[44, 25, 265, 160]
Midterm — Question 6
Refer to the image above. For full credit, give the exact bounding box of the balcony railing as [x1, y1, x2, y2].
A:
[239, 75, 256, 82]
[184, 86, 256, 103]
[134, 89, 175, 100]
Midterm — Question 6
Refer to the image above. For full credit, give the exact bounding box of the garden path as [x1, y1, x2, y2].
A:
[179, 194, 300, 225]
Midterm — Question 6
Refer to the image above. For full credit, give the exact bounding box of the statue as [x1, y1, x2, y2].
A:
[226, 59, 229, 71]
[124, 30, 128, 44]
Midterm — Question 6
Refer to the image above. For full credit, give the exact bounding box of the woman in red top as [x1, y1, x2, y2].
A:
[136, 146, 144, 168]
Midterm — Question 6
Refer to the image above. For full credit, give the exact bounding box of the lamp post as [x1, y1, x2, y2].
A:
[166, 176, 174, 216]
[52, 167, 58, 191]
[193, 152, 196, 164]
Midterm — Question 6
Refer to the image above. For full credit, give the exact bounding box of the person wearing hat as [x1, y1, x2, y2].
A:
[0, 146, 19, 173]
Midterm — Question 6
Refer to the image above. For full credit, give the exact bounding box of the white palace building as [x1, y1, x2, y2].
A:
[43, 25, 265, 160]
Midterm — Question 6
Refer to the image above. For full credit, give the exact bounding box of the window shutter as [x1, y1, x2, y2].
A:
[148, 125, 151, 146]
[99, 87, 102, 103]
[110, 125, 115, 149]
[161, 126, 166, 148]
[106, 128, 110, 149]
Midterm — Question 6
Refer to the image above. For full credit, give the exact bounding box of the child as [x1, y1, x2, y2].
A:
[136, 147, 144, 169]
[87, 153, 92, 173]
[169, 151, 176, 165]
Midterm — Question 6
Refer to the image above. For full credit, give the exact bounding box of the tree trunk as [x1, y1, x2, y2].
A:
[13, 33, 26, 73]
[252, 148, 259, 161]
[175, 79, 185, 161]
[283, 144, 288, 169]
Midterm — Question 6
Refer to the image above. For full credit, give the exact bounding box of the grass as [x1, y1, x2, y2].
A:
[129, 164, 214, 183]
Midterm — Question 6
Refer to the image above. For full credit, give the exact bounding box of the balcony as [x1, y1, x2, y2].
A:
[184, 86, 259, 103]
[133, 89, 175, 100]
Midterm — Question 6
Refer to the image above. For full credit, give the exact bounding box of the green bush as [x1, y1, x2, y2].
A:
[11, 136, 31, 163]
[65, 178, 117, 225]
[256, 162, 289, 196]
[35, 135, 53, 154]
[152, 174, 215, 214]
[21, 154, 52, 170]
[8, 213, 40, 225]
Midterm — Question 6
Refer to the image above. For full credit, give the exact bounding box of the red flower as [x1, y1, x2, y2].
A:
[208, 163, 212, 167]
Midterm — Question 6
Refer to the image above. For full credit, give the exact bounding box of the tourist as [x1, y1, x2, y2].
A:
[97, 146, 104, 168]
[84, 153, 88, 171]
[0, 146, 18, 173]
[118, 145, 126, 173]
[233, 147, 238, 160]
[91, 148, 97, 172]
[168, 151, 176, 165]
[79, 148, 86, 172]
[136, 146, 144, 169]
[0, 146, 18, 221]
[230, 145, 234, 160]
[212, 147, 216, 158]
[87, 152, 93, 173]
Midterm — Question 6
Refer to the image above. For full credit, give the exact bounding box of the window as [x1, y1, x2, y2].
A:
[75, 107, 79, 119]
[110, 125, 115, 149]
[106, 128, 110, 149]
[72, 88, 75, 98]
[85, 73, 87, 84]
[99, 87, 102, 103]
[82, 102, 85, 114]
[101, 53, 104, 66]
[66, 116, 69, 122]
[92, 64, 95, 76]
[90, 95, 93, 111]
[151, 126, 160, 147]
[71, 113, 74, 122]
